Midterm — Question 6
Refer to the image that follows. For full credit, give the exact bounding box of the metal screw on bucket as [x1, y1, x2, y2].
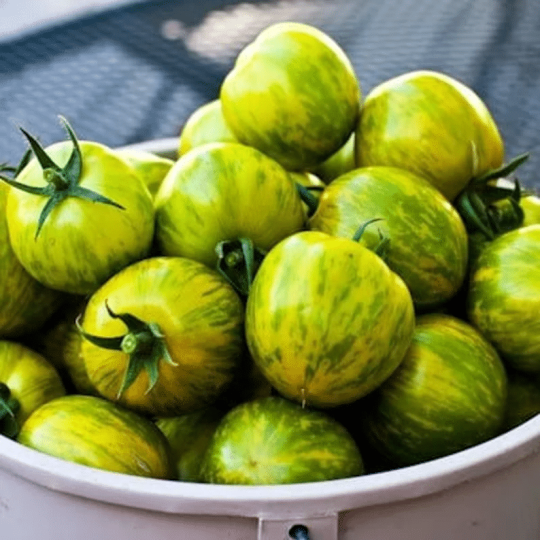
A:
[289, 524, 311, 540]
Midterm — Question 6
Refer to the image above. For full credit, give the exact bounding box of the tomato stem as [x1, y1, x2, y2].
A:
[77, 304, 177, 398]
[295, 182, 319, 217]
[0, 116, 125, 239]
[216, 237, 266, 297]
[0, 382, 20, 439]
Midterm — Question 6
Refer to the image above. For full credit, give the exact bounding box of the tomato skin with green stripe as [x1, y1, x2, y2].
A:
[80, 256, 245, 416]
[201, 396, 364, 485]
[245, 231, 415, 408]
[355, 70, 504, 201]
[468, 225, 540, 372]
[309, 166, 468, 309]
[221, 22, 361, 171]
[521, 195, 540, 227]
[361, 314, 507, 467]
[156, 407, 224, 482]
[154, 142, 305, 267]
[6, 141, 155, 295]
[0, 183, 64, 338]
[178, 99, 238, 157]
[18, 394, 173, 478]
[0, 340, 65, 429]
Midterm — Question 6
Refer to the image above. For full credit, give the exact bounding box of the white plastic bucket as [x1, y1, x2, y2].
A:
[2, 138, 540, 540]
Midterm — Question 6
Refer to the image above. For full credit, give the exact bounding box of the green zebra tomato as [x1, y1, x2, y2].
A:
[309, 166, 468, 309]
[361, 314, 507, 467]
[78, 256, 245, 417]
[221, 22, 361, 171]
[3, 120, 155, 295]
[468, 225, 540, 372]
[18, 394, 173, 478]
[178, 99, 238, 157]
[0, 340, 65, 437]
[0, 182, 64, 338]
[356, 70, 504, 201]
[154, 142, 305, 269]
[245, 230, 415, 408]
[201, 396, 364, 485]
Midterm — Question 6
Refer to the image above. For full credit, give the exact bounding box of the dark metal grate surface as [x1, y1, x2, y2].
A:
[1, 0, 539, 186]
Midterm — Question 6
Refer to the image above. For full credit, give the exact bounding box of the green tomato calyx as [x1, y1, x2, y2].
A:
[0, 116, 125, 239]
[352, 218, 391, 260]
[216, 237, 266, 297]
[0, 382, 20, 439]
[455, 152, 530, 241]
[76, 302, 176, 399]
[295, 182, 320, 218]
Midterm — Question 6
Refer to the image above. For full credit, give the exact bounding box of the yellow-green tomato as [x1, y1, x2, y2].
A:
[521, 195, 540, 227]
[6, 139, 155, 295]
[221, 22, 361, 171]
[156, 407, 224, 481]
[0, 182, 64, 338]
[0, 340, 65, 436]
[308, 133, 356, 184]
[245, 231, 415, 408]
[116, 148, 174, 198]
[79, 256, 245, 417]
[178, 99, 238, 156]
[18, 394, 173, 478]
[356, 70, 504, 201]
[154, 142, 305, 267]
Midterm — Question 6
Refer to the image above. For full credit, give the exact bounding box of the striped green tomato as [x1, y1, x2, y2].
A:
[154, 142, 305, 268]
[502, 370, 540, 431]
[521, 195, 540, 227]
[355, 70, 504, 201]
[4, 126, 155, 295]
[0, 182, 64, 338]
[0, 340, 65, 437]
[245, 230, 415, 408]
[309, 166, 468, 309]
[116, 148, 174, 198]
[178, 99, 238, 157]
[221, 22, 361, 171]
[201, 396, 364, 485]
[468, 225, 540, 372]
[156, 407, 224, 482]
[361, 314, 507, 467]
[18, 394, 173, 478]
[79, 256, 245, 417]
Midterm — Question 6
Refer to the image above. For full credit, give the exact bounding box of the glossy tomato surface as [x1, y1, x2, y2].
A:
[361, 314, 507, 467]
[0, 182, 64, 338]
[202, 396, 364, 485]
[154, 142, 305, 267]
[79, 256, 245, 416]
[6, 140, 155, 295]
[468, 225, 540, 372]
[0, 340, 65, 432]
[221, 22, 361, 171]
[18, 394, 173, 478]
[355, 70, 504, 201]
[245, 231, 415, 408]
[309, 165, 468, 309]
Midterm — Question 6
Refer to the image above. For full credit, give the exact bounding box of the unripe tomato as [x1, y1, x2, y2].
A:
[356, 70, 504, 201]
[221, 22, 361, 171]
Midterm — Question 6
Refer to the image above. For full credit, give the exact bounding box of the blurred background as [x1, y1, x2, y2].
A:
[0, 0, 539, 186]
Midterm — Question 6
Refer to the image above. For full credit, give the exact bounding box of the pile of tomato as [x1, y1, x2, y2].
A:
[1, 22, 540, 485]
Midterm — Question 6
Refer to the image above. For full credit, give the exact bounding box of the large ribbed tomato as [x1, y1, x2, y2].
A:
[245, 231, 415, 408]
[355, 70, 504, 201]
